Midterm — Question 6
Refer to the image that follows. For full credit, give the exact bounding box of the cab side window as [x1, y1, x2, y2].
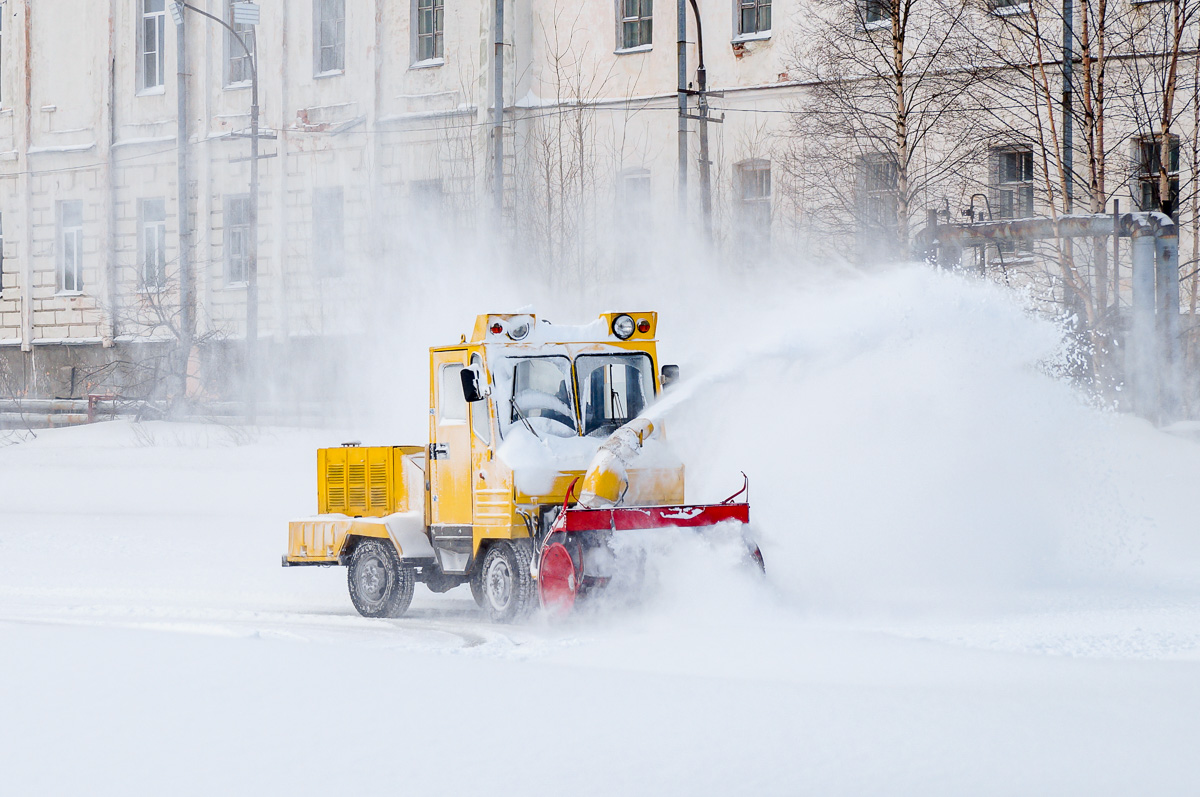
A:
[469, 355, 491, 444]
[440, 363, 466, 421]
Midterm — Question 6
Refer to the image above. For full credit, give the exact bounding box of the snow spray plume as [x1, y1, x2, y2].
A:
[300, 186, 1171, 622]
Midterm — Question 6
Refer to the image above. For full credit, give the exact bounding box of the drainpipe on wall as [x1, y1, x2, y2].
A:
[19, 0, 32, 359]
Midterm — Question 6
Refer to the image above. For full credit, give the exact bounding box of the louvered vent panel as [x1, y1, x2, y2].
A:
[326, 462, 346, 511]
[369, 461, 388, 510]
[348, 462, 367, 511]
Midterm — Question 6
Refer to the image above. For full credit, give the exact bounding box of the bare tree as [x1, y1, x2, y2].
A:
[785, 0, 986, 261]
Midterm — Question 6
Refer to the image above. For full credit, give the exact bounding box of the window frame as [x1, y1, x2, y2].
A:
[412, 0, 445, 66]
[138, 0, 167, 94]
[469, 353, 492, 445]
[617, 0, 653, 52]
[1134, 134, 1181, 212]
[859, 155, 898, 234]
[313, 0, 346, 77]
[138, 198, 168, 291]
[224, 194, 251, 287]
[734, 0, 771, 39]
[993, 149, 1035, 219]
[225, 1, 257, 88]
[57, 200, 84, 295]
[733, 158, 772, 249]
[574, 352, 656, 437]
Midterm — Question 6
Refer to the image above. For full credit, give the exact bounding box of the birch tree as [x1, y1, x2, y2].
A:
[785, 0, 985, 262]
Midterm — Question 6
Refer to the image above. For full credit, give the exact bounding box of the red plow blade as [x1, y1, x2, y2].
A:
[536, 476, 757, 612]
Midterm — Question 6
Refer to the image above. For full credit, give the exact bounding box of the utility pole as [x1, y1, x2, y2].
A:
[686, 0, 717, 239]
[493, 0, 505, 218]
[176, 11, 192, 411]
[677, 0, 687, 220]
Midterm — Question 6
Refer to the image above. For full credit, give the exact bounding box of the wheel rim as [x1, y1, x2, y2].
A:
[485, 556, 513, 610]
[357, 554, 388, 605]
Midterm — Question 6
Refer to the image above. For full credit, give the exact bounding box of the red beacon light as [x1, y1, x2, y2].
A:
[490, 322, 504, 335]
[636, 318, 651, 334]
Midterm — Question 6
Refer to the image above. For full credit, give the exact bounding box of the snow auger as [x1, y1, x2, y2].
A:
[535, 417, 761, 612]
[283, 311, 762, 623]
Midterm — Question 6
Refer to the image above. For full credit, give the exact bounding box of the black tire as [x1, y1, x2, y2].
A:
[469, 572, 486, 607]
[347, 538, 415, 618]
[477, 539, 535, 623]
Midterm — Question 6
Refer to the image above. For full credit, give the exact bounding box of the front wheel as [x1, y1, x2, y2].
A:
[477, 540, 535, 623]
[347, 538, 415, 618]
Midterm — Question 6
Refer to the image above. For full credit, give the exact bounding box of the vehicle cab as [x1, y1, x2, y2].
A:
[425, 312, 684, 577]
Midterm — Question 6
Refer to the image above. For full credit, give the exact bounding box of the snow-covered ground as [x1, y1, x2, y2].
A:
[3, 268, 1199, 795]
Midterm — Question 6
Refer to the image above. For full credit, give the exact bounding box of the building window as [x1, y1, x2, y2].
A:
[863, 0, 891, 24]
[994, 150, 1034, 218]
[415, 0, 444, 62]
[225, 195, 251, 286]
[738, 0, 771, 35]
[734, 159, 771, 249]
[139, 198, 167, 290]
[139, 0, 166, 92]
[859, 156, 898, 232]
[312, 187, 344, 276]
[1135, 135, 1180, 213]
[314, 0, 345, 75]
[57, 200, 84, 294]
[989, 0, 1030, 13]
[227, 2, 257, 86]
[620, 0, 652, 49]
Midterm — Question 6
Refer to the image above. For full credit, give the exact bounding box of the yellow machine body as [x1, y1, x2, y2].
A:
[285, 311, 684, 572]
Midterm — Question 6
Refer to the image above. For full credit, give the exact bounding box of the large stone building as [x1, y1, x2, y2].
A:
[0, 0, 1194, 406]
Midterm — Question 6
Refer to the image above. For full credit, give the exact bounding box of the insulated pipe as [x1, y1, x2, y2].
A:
[1155, 231, 1181, 420]
[578, 418, 656, 509]
[1130, 230, 1158, 417]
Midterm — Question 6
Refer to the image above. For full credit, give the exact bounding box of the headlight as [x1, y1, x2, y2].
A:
[612, 314, 635, 340]
[508, 321, 530, 341]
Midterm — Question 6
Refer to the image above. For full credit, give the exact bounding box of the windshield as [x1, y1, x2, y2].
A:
[576, 353, 655, 436]
[509, 356, 578, 437]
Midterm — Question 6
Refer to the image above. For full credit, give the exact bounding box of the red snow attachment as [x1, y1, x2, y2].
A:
[535, 475, 754, 611]
[538, 541, 578, 613]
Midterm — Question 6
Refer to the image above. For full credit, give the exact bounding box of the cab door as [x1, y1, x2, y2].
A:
[429, 349, 473, 571]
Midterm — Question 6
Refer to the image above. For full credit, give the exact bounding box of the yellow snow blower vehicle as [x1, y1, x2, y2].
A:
[283, 312, 760, 621]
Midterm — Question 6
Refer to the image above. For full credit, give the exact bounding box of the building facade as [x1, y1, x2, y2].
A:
[0, 0, 1194, 404]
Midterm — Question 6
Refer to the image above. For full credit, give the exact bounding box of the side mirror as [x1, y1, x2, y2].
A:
[661, 364, 679, 389]
[460, 364, 488, 402]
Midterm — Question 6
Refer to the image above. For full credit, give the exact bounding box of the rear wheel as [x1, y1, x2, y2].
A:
[477, 540, 535, 623]
[347, 538, 415, 618]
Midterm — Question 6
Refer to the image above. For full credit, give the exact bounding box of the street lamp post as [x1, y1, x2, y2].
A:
[171, 1, 260, 422]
